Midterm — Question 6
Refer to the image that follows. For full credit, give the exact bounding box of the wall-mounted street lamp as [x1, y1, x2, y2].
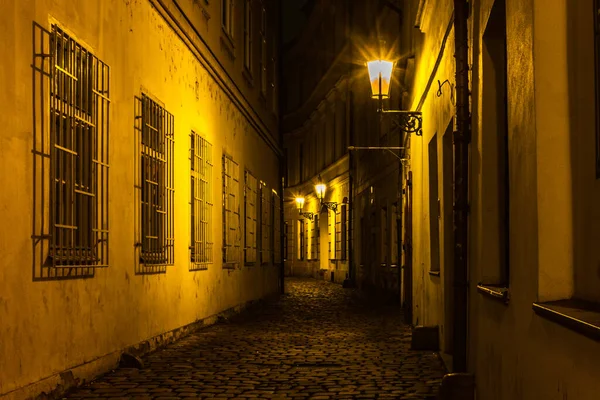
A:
[295, 197, 316, 220]
[366, 59, 423, 136]
[315, 178, 337, 212]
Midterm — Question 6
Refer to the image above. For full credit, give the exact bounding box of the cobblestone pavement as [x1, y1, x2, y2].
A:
[66, 278, 446, 399]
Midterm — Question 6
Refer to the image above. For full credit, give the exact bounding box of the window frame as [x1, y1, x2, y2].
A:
[244, 170, 258, 265]
[190, 132, 214, 270]
[223, 154, 241, 266]
[243, 0, 253, 73]
[138, 94, 175, 267]
[222, 0, 235, 40]
[260, 181, 272, 265]
[33, 24, 111, 276]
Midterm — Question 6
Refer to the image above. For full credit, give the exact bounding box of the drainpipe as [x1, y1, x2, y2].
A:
[346, 0, 356, 287]
[277, 0, 285, 295]
[452, 0, 470, 373]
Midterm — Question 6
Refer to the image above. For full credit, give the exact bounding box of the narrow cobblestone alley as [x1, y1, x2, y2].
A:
[66, 278, 446, 400]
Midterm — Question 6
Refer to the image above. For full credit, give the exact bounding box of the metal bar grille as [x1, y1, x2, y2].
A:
[298, 219, 305, 261]
[283, 221, 288, 261]
[260, 182, 271, 264]
[335, 208, 342, 260]
[32, 23, 110, 279]
[272, 190, 281, 264]
[391, 203, 399, 266]
[328, 211, 334, 260]
[380, 206, 388, 265]
[244, 170, 258, 264]
[223, 154, 240, 266]
[310, 215, 319, 260]
[190, 132, 213, 270]
[135, 94, 174, 272]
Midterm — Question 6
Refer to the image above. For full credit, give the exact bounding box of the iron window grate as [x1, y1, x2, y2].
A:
[244, 170, 258, 265]
[335, 208, 342, 260]
[32, 23, 110, 279]
[190, 132, 213, 271]
[310, 215, 319, 260]
[272, 190, 282, 264]
[260, 182, 271, 264]
[134, 94, 174, 273]
[283, 221, 289, 261]
[223, 154, 240, 266]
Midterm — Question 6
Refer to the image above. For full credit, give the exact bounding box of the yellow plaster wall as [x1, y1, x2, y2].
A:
[407, 0, 455, 347]
[0, 0, 280, 396]
[466, 0, 600, 398]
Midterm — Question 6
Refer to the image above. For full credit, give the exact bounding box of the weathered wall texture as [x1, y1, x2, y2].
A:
[0, 0, 281, 398]
[404, 0, 456, 352]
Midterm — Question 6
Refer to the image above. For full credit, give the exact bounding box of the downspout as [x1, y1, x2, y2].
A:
[347, 0, 356, 287]
[277, 0, 285, 295]
[452, 0, 470, 373]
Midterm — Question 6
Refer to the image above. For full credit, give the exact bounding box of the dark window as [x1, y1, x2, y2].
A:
[244, 170, 258, 264]
[33, 24, 110, 277]
[482, 0, 509, 285]
[190, 132, 214, 270]
[223, 154, 241, 265]
[138, 95, 175, 267]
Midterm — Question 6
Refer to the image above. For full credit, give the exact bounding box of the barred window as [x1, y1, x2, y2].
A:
[391, 203, 399, 266]
[190, 133, 213, 270]
[244, 170, 258, 264]
[283, 221, 289, 261]
[341, 204, 348, 261]
[32, 24, 110, 278]
[310, 215, 320, 260]
[136, 94, 175, 268]
[223, 155, 241, 265]
[335, 209, 342, 260]
[260, 182, 272, 264]
[272, 190, 282, 264]
[381, 206, 388, 266]
[298, 219, 305, 261]
[329, 211, 335, 260]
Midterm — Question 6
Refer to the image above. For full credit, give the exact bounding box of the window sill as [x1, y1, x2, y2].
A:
[223, 263, 237, 270]
[429, 270, 441, 277]
[477, 284, 510, 304]
[533, 299, 600, 341]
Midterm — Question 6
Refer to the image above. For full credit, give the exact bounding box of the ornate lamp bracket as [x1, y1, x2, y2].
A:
[380, 110, 423, 136]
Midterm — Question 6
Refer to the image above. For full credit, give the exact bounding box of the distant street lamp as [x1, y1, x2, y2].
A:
[365, 59, 422, 136]
[315, 177, 337, 212]
[295, 196, 315, 220]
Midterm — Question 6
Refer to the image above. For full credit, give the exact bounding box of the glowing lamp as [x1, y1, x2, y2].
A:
[315, 184, 327, 201]
[367, 60, 394, 99]
[295, 197, 305, 211]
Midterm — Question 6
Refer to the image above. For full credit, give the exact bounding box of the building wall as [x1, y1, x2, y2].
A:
[407, 0, 600, 398]
[281, 0, 353, 283]
[0, 0, 281, 397]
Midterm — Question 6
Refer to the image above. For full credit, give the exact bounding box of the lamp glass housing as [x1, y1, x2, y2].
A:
[315, 184, 326, 200]
[367, 60, 394, 99]
[295, 197, 305, 211]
